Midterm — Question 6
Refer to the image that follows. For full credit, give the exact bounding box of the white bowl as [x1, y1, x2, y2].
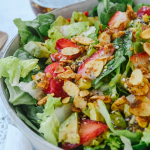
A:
[0, 0, 150, 150]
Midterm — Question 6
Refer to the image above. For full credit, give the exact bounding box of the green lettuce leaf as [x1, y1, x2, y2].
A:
[120, 136, 133, 150]
[15, 106, 44, 137]
[5, 78, 36, 106]
[38, 13, 55, 36]
[38, 112, 60, 146]
[0, 56, 38, 85]
[37, 94, 61, 146]
[13, 18, 42, 45]
[141, 131, 150, 146]
[97, 100, 142, 144]
[24, 41, 50, 58]
[45, 26, 64, 54]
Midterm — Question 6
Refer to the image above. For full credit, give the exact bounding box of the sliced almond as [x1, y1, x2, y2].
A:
[93, 60, 104, 77]
[32, 72, 45, 81]
[61, 47, 80, 56]
[143, 42, 150, 56]
[90, 95, 112, 103]
[57, 70, 76, 80]
[54, 66, 65, 73]
[71, 36, 95, 45]
[129, 69, 143, 85]
[98, 32, 111, 45]
[136, 116, 148, 128]
[62, 97, 71, 104]
[79, 90, 90, 97]
[63, 80, 80, 97]
[140, 28, 150, 39]
[73, 96, 87, 110]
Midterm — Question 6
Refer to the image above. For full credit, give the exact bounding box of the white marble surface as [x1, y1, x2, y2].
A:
[0, 0, 36, 57]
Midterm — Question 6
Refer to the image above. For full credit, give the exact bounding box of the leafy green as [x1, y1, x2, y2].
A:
[15, 106, 44, 137]
[37, 94, 61, 146]
[20, 105, 43, 128]
[24, 19, 43, 41]
[50, 16, 69, 28]
[5, 78, 36, 106]
[67, 21, 89, 37]
[45, 26, 64, 54]
[24, 41, 50, 58]
[97, 0, 126, 25]
[141, 131, 150, 146]
[0, 56, 38, 86]
[97, 100, 142, 144]
[120, 136, 133, 150]
[13, 48, 35, 60]
[38, 13, 55, 36]
[37, 94, 62, 122]
[13, 18, 42, 45]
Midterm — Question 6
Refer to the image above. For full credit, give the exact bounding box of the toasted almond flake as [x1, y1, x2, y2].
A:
[140, 28, 150, 39]
[61, 47, 80, 56]
[79, 90, 90, 97]
[60, 59, 74, 63]
[32, 72, 45, 81]
[93, 60, 104, 77]
[38, 96, 48, 105]
[62, 97, 71, 104]
[46, 72, 52, 78]
[143, 42, 150, 56]
[63, 80, 80, 97]
[57, 70, 76, 80]
[129, 69, 144, 85]
[71, 36, 95, 45]
[54, 66, 65, 73]
[136, 116, 148, 128]
[73, 96, 87, 110]
[75, 74, 82, 81]
[98, 32, 111, 45]
[90, 95, 112, 103]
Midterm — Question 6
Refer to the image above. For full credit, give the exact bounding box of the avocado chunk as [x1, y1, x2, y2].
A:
[59, 112, 80, 144]
[50, 16, 69, 28]
[24, 41, 50, 58]
[88, 103, 105, 122]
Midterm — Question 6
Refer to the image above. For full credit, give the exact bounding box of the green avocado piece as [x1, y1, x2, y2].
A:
[59, 112, 80, 144]
[50, 16, 69, 28]
[24, 41, 50, 58]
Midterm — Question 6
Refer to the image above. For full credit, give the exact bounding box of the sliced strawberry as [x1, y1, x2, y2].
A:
[62, 143, 80, 150]
[79, 119, 108, 144]
[55, 38, 79, 53]
[77, 47, 115, 78]
[137, 6, 150, 18]
[51, 38, 81, 62]
[44, 62, 68, 98]
[50, 52, 81, 63]
[130, 52, 150, 67]
[108, 11, 130, 32]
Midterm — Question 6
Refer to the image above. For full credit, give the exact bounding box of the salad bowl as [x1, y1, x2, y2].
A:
[1, 0, 150, 150]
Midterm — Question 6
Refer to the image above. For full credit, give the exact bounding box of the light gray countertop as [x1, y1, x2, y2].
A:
[0, 0, 36, 57]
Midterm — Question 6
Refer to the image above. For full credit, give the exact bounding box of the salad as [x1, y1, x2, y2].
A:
[1, 0, 150, 149]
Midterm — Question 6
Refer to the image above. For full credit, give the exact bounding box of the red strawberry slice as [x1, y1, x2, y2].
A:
[44, 62, 68, 98]
[77, 47, 115, 78]
[55, 38, 79, 53]
[137, 6, 150, 18]
[79, 119, 108, 144]
[51, 38, 81, 62]
[62, 143, 80, 150]
[130, 52, 150, 67]
[108, 11, 130, 32]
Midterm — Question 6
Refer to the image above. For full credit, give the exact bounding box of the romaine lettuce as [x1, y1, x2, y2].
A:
[24, 41, 50, 58]
[37, 94, 62, 146]
[0, 56, 38, 86]
[5, 78, 36, 106]
[45, 26, 64, 54]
